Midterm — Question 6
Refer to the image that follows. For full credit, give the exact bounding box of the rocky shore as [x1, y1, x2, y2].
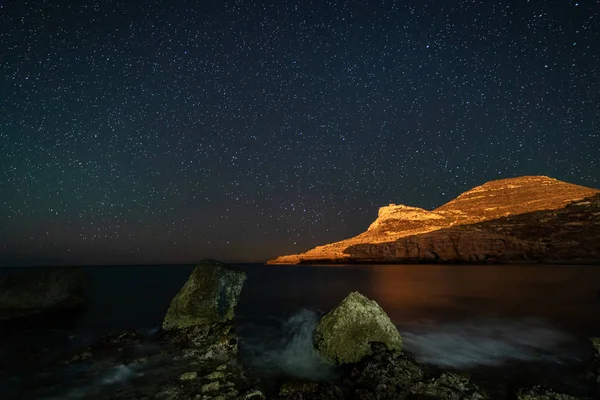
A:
[2, 260, 600, 399]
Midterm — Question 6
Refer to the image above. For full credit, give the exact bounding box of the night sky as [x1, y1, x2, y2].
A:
[1, 0, 599, 266]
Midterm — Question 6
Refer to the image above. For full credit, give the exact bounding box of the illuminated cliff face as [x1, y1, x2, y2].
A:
[267, 176, 600, 265]
[367, 205, 450, 234]
[433, 176, 597, 223]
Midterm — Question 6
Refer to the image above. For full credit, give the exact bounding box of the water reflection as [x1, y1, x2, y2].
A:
[362, 264, 600, 333]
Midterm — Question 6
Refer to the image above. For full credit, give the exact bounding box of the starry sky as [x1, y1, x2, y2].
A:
[1, 0, 599, 266]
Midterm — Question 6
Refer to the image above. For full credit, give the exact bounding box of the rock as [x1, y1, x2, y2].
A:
[590, 338, 600, 353]
[96, 330, 142, 349]
[409, 372, 488, 400]
[200, 325, 239, 360]
[267, 176, 600, 265]
[179, 371, 198, 381]
[162, 259, 246, 331]
[279, 380, 318, 398]
[0, 267, 86, 320]
[349, 342, 422, 399]
[65, 349, 93, 364]
[314, 291, 402, 364]
[205, 371, 225, 380]
[222, 389, 240, 399]
[517, 386, 582, 400]
[168, 322, 239, 362]
[586, 337, 600, 385]
[155, 386, 181, 399]
[160, 260, 245, 362]
[278, 380, 343, 400]
[240, 389, 266, 399]
[202, 380, 221, 393]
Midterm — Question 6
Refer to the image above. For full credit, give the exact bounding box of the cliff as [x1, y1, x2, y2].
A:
[267, 176, 600, 264]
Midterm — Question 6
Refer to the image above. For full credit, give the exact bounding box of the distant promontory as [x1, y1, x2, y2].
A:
[267, 176, 600, 265]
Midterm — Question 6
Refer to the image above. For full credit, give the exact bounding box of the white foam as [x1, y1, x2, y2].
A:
[101, 364, 141, 385]
[242, 309, 336, 380]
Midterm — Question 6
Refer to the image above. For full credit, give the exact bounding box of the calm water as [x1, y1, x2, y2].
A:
[2, 263, 600, 392]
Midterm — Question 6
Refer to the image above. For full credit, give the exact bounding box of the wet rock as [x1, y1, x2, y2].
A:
[130, 356, 148, 365]
[160, 260, 246, 367]
[314, 291, 402, 364]
[239, 388, 266, 399]
[96, 330, 143, 349]
[162, 259, 246, 331]
[65, 349, 93, 364]
[409, 372, 488, 400]
[202, 380, 221, 393]
[586, 337, 600, 384]
[517, 386, 583, 400]
[277, 380, 343, 400]
[0, 267, 86, 320]
[67, 330, 147, 365]
[155, 386, 181, 399]
[279, 380, 318, 398]
[206, 371, 226, 380]
[167, 321, 239, 362]
[350, 342, 422, 400]
[179, 371, 198, 381]
[221, 388, 240, 399]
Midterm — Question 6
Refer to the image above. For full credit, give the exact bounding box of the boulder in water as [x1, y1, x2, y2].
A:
[161, 260, 246, 361]
[0, 266, 86, 321]
[162, 259, 246, 331]
[314, 291, 402, 364]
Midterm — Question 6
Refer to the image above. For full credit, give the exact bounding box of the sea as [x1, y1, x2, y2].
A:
[2, 263, 600, 398]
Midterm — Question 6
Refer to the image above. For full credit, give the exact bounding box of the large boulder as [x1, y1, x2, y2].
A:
[162, 259, 246, 331]
[0, 267, 86, 320]
[314, 291, 402, 364]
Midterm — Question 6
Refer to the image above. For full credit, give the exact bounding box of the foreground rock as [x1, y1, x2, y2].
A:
[267, 176, 600, 264]
[349, 342, 422, 400]
[161, 259, 246, 359]
[314, 291, 402, 364]
[163, 259, 246, 331]
[585, 337, 600, 388]
[517, 386, 583, 400]
[277, 380, 342, 400]
[0, 266, 86, 321]
[410, 373, 489, 400]
[50, 260, 259, 400]
[310, 292, 486, 400]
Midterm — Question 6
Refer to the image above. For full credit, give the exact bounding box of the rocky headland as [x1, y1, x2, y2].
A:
[267, 176, 600, 265]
